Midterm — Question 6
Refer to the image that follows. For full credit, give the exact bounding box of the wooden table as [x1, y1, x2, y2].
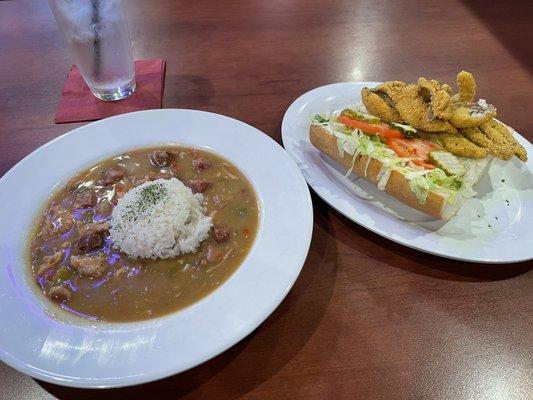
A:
[1, 0, 532, 398]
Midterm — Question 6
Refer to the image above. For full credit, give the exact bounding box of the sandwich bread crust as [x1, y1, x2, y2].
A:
[309, 123, 453, 219]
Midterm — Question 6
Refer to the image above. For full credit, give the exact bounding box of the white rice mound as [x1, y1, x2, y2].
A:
[109, 178, 212, 259]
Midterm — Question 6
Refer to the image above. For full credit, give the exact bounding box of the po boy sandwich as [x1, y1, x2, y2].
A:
[309, 71, 527, 220]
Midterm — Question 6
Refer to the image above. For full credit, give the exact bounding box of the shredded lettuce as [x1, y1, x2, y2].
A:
[316, 110, 473, 205]
[408, 175, 431, 203]
[312, 114, 329, 124]
[427, 169, 462, 191]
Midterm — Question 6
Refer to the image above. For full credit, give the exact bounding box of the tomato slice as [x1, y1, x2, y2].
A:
[387, 138, 438, 169]
[337, 114, 438, 170]
[411, 159, 436, 170]
[387, 138, 438, 158]
[337, 115, 405, 139]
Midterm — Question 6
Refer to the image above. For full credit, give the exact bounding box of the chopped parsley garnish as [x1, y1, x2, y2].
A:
[122, 183, 168, 222]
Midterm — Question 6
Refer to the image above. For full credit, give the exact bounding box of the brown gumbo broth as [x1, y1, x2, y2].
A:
[29, 146, 259, 322]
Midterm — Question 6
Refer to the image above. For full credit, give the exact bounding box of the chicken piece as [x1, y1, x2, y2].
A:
[461, 126, 513, 160]
[451, 70, 477, 103]
[36, 251, 63, 276]
[214, 225, 230, 243]
[449, 101, 496, 128]
[79, 221, 110, 236]
[70, 255, 107, 278]
[103, 167, 124, 186]
[48, 285, 71, 302]
[95, 199, 113, 217]
[75, 233, 104, 254]
[114, 181, 133, 201]
[73, 188, 96, 209]
[417, 77, 453, 120]
[43, 207, 74, 238]
[150, 150, 173, 167]
[394, 85, 458, 134]
[192, 158, 211, 172]
[419, 132, 488, 159]
[188, 179, 211, 194]
[361, 87, 403, 123]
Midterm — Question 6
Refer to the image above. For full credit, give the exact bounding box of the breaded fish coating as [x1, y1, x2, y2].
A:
[360, 73, 527, 162]
[419, 132, 488, 159]
[451, 70, 476, 103]
[361, 87, 403, 123]
[461, 126, 513, 160]
[449, 101, 496, 128]
[417, 78, 441, 99]
[481, 120, 528, 161]
[496, 122, 528, 162]
[373, 81, 407, 103]
[481, 119, 510, 145]
[395, 85, 458, 134]
[441, 84, 452, 95]
[437, 133, 488, 158]
[418, 77, 453, 120]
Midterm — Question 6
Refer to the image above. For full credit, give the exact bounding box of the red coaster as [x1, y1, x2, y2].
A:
[55, 59, 166, 124]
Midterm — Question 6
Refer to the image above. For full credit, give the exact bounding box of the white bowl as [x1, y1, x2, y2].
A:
[0, 109, 313, 388]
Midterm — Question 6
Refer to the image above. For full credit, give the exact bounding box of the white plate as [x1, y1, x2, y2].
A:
[0, 109, 313, 388]
[282, 82, 533, 263]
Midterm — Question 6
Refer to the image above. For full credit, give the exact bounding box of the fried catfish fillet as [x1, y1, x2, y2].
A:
[419, 132, 488, 159]
[461, 126, 514, 160]
[418, 77, 453, 120]
[394, 85, 458, 134]
[359, 72, 527, 162]
[449, 101, 497, 128]
[361, 87, 403, 123]
[451, 70, 477, 103]
[373, 81, 407, 103]
[481, 120, 527, 161]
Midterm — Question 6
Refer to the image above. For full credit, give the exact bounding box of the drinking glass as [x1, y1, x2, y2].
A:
[48, 0, 136, 101]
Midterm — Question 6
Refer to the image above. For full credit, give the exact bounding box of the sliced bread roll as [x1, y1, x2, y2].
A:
[309, 124, 490, 220]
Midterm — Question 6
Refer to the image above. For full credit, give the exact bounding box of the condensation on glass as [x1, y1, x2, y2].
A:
[49, 0, 136, 101]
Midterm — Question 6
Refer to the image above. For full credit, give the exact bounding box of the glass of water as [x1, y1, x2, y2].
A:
[48, 0, 136, 101]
